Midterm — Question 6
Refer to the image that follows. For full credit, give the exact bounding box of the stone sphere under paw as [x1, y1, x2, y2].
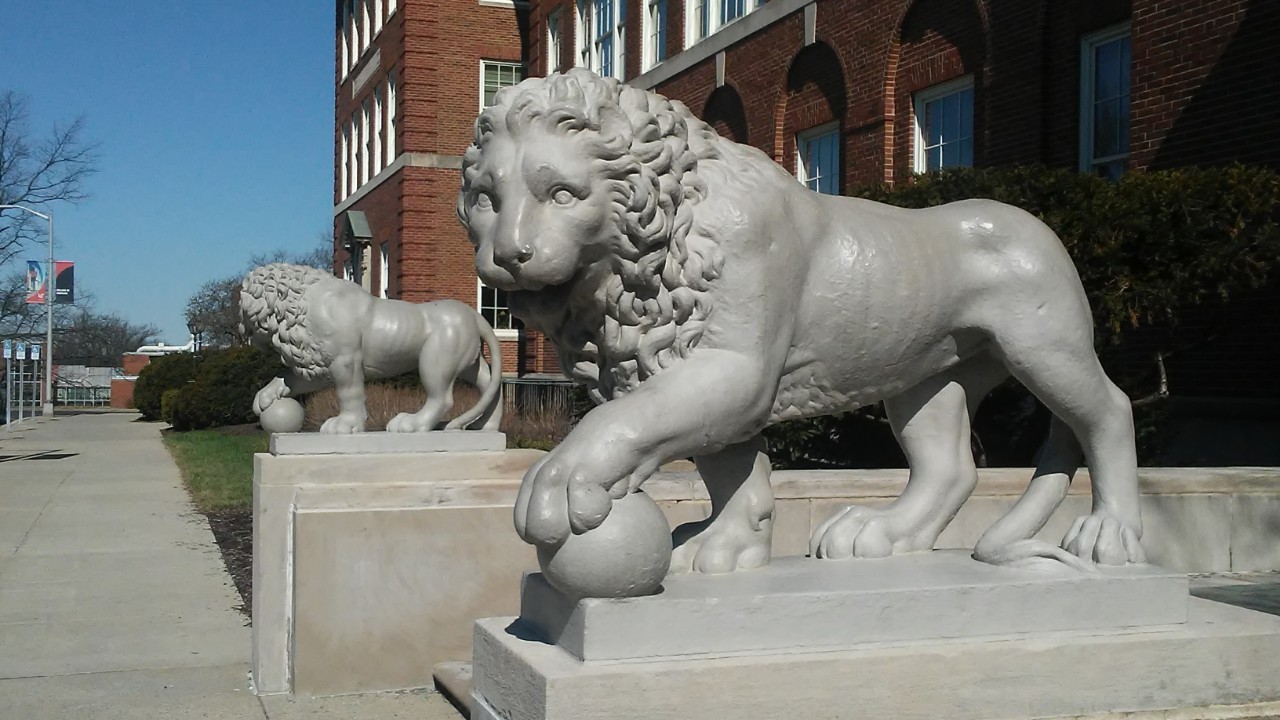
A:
[537, 490, 672, 601]
[260, 397, 305, 434]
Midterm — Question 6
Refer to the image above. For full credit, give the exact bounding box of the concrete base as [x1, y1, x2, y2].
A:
[472, 598, 1280, 720]
[520, 551, 1189, 661]
[269, 430, 506, 455]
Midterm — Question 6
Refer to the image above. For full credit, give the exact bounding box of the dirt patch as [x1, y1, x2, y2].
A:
[206, 508, 253, 617]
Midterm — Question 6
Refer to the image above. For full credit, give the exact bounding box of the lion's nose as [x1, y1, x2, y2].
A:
[493, 242, 533, 268]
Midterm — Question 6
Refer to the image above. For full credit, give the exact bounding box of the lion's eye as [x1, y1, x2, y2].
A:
[475, 192, 494, 210]
[551, 188, 576, 206]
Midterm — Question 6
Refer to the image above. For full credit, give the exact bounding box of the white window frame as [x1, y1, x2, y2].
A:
[642, 0, 668, 71]
[360, 99, 371, 186]
[340, 1, 351, 80]
[547, 9, 563, 73]
[349, 113, 359, 193]
[379, 243, 390, 299]
[373, 0, 383, 35]
[348, 2, 359, 72]
[686, 0, 758, 47]
[361, 0, 372, 55]
[339, 125, 350, 200]
[387, 0, 396, 17]
[1079, 23, 1132, 178]
[912, 75, 975, 173]
[480, 60, 526, 110]
[575, 0, 626, 80]
[477, 280, 520, 339]
[795, 121, 841, 195]
[373, 88, 383, 172]
[385, 70, 397, 163]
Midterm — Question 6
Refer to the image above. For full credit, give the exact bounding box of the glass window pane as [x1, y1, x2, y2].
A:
[1118, 93, 1130, 153]
[1094, 99, 1119, 157]
[927, 146, 941, 171]
[926, 100, 942, 146]
[1119, 37, 1131, 95]
[942, 139, 960, 168]
[1096, 40, 1120, 100]
[959, 88, 973, 140]
[959, 138, 973, 167]
[943, 93, 960, 144]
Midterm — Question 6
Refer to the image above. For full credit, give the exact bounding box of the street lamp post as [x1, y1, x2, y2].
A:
[0, 205, 55, 416]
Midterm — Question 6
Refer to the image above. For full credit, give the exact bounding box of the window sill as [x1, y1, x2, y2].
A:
[494, 329, 521, 341]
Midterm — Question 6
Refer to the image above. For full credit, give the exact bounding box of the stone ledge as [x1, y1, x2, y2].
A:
[519, 551, 1188, 662]
[269, 430, 506, 456]
[473, 598, 1280, 720]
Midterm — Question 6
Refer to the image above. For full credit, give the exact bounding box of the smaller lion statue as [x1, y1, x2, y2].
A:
[239, 263, 503, 434]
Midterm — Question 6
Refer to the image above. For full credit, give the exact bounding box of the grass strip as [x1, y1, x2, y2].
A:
[163, 429, 268, 512]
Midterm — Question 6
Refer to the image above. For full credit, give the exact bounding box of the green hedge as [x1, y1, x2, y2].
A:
[165, 346, 282, 432]
[133, 353, 203, 421]
[765, 164, 1280, 468]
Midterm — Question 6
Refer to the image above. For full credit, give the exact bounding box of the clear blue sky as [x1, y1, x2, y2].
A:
[3, 2, 334, 343]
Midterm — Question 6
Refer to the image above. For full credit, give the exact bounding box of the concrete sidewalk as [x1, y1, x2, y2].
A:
[0, 412, 459, 719]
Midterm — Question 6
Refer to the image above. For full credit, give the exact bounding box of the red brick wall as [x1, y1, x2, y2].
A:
[523, 0, 1276, 183]
[121, 353, 151, 377]
[334, 0, 563, 376]
[110, 379, 136, 409]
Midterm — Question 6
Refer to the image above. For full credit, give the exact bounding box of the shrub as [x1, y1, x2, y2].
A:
[766, 164, 1280, 468]
[133, 352, 203, 420]
[167, 346, 282, 431]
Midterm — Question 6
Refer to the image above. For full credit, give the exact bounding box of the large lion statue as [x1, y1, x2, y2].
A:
[239, 263, 502, 434]
[457, 69, 1144, 575]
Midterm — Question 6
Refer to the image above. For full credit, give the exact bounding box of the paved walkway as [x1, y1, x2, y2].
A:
[0, 412, 458, 720]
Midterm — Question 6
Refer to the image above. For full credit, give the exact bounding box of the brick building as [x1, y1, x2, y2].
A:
[332, 0, 562, 375]
[526, 0, 1277, 183]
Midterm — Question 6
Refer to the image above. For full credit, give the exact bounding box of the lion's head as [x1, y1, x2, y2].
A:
[457, 69, 729, 401]
[238, 263, 331, 378]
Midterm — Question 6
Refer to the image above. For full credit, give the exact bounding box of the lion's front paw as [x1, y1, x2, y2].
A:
[386, 411, 439, 433]
[670, 513, 772, 574]
[1062, 512, 1146, 565]
[810, 504, 939, 560]
[514, 452, 633, 547]
[319, 413, 365, 434]
[253, 378, 288, 415]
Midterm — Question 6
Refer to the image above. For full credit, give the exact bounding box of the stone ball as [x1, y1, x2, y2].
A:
[260, 397, 305, 434]
[537, 490, 672, 601]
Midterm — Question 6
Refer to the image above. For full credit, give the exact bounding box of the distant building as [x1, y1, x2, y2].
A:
[332, 0, 562, 376]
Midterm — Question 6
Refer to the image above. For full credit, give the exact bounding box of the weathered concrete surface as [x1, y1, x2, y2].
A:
[270, 429, 507, 455]
[0, 412, 472, 719]
[521, 551, 1188, 662]
[473, 598, 1280, 720]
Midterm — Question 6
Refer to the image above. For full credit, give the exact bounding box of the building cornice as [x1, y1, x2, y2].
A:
[333, 152, 465, 216]
[631, 0, 816, 90]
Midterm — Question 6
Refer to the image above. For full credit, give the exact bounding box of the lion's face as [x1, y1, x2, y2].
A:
[461, 129, 622, 292]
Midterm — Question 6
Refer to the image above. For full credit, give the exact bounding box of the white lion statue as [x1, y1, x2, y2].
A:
[239, 263, 502, 434]
[458, 69, 1144, 575]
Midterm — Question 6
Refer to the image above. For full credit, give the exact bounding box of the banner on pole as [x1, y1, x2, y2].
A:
[24, 260, 74, 304]
[25, 261, 44, 304]
[15, 342, 26, 359]
[31, 344, 40, 361]
[55, 261, 74, 304]
[2, 340, 11, 359]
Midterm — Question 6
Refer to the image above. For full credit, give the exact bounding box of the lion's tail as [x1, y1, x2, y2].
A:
[445, 312, 504, 431]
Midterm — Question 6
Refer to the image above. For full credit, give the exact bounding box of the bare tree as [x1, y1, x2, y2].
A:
[0, 91, 98, 267]
[56, 309, 159, 366]
[185, 237, 335, 349]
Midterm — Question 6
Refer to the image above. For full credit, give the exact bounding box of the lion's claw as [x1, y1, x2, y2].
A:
[319, 414, 365, 434]
[1062, 512, 1145, 565]
[670, 516, 771, 574]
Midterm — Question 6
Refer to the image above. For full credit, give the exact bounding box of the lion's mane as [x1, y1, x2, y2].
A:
[239, 263, 331, 379]
[460, 69, 766, 403]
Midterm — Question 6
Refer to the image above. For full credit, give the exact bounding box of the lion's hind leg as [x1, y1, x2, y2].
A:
[444, 357, 502, 431]
[670, 436, 774, 575]
[386, 319, 477, 433]
[811, 358, 1005, 560]
[983, 324, 1145, 566]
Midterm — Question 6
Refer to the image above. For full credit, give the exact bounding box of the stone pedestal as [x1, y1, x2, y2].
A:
[471, 554, 1280, 720]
